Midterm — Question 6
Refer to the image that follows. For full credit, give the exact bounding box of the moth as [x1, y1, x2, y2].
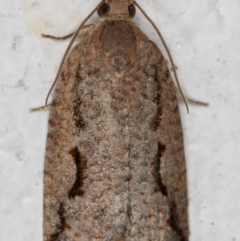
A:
[43, 0, 189, 240]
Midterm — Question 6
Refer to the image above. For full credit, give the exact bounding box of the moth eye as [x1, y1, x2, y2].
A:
[128, 4, 136, 18]
[97, 2, 110, 17]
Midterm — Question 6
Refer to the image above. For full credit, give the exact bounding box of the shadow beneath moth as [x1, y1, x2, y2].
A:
[43, 0, 189, 240]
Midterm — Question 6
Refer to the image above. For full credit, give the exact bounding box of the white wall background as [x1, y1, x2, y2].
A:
[0, 0, 239, 240]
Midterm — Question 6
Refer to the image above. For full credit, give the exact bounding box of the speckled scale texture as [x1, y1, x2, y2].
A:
[43, 1, 188, 241]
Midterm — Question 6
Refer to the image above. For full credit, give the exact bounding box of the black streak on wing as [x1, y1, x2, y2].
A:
[73, 70, 85, 131]
[153, 142, 167, 195]
[68, 147, 87, 199]
[153, 142, 187, 240]
[49, 203, 68, 241]
[168, 200, 187, 241]
[152, 65, 163, 131]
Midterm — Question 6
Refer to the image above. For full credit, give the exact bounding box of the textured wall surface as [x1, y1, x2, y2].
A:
[0, 0, 239, 240]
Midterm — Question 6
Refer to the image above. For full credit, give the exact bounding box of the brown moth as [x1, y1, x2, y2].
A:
[43, 0, 189, 240]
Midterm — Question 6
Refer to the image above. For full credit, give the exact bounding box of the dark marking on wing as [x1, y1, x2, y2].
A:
[72, 71, 85, 131]
[72, 95, 85, 131]
[168, 200, 187, 241]
[152, 142, 167, 195]
[68, 147, 87, 199]
[49, 203, 68, 241]
[112, 55, 127, 73]
[151, 65, 163, 131]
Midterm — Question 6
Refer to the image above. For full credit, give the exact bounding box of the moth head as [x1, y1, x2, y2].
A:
[97, 0, 136, 19]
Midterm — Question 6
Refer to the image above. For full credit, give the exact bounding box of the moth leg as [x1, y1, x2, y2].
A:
[167, 61, 208, 106]
[41, 24, 95, 40]
[175, 87, 209, 107]
[30, 104, 51, 112]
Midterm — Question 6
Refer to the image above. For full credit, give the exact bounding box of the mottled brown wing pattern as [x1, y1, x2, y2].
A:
[43, 18, 188, 241]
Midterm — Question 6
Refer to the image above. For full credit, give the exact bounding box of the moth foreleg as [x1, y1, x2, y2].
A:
[41, 24, 95, 40]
